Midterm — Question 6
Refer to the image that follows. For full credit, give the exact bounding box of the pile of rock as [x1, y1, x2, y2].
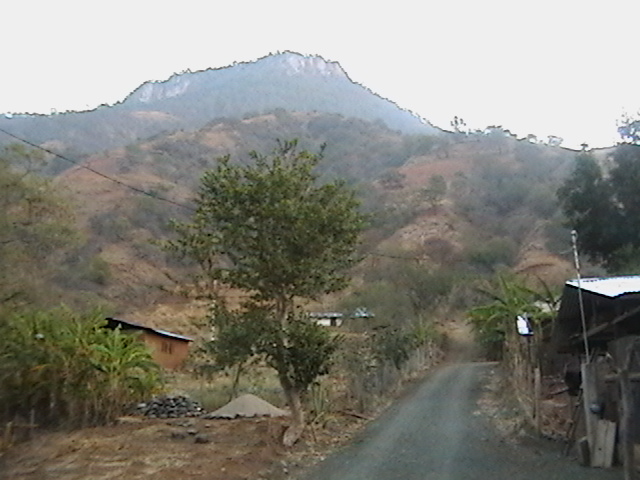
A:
[137, 395, 204, 418]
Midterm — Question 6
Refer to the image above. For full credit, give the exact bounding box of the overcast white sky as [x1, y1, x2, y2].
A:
[3, 0, 639, 148]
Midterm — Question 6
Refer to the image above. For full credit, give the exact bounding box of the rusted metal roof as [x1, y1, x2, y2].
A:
[566, 276, 640, 298]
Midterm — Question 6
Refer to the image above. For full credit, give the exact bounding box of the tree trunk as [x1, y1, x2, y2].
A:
[274, 294, 306, 446]
[230, 363, 243, 401]
[282, 383, 305, 447]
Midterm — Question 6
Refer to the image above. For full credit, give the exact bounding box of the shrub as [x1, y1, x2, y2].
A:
[465, 237, 518, 272]
[0, 307, 160, 428]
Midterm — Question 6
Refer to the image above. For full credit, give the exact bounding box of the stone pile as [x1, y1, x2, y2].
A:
[137, 395, 204, 418]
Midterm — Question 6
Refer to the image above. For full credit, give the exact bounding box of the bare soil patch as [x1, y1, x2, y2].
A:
[1, 417, 289, 480]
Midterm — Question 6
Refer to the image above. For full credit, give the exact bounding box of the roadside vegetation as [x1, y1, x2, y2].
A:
[0, 308, 160, 431]
[0, 146, 161, 445]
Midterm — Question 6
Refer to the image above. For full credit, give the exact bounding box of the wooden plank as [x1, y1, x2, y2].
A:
[602, 421, 616, 468]
[620, 365, 636, 479]
[592, 419, 616, 468]
[570, 305, 640, 346]
[605, 372, 640, 382]
[577, 436, 590, 466]
[581, 362, 599, 465]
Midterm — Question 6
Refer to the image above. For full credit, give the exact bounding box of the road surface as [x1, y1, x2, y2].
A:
[304, 363, 620, 480]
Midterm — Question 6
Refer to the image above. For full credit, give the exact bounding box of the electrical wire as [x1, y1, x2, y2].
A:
[0, 127, 196, 212]
[0, 126, 425, 261]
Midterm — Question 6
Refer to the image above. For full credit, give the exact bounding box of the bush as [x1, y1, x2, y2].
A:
[464, 237, 518, 272]
[85, 256, 111, 285]
[0, 308, 160, 428]
[373, 327, 416, 370]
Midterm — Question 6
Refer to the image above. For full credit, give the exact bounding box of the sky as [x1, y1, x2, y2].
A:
[3, 0, 639, 149]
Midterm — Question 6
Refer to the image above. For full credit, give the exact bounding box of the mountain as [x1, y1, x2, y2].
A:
[0, 52, 437, 154]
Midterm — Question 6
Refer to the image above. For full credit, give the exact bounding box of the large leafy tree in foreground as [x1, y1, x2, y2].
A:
[170, 140, 365, 445]
[557, 142, 640, 271]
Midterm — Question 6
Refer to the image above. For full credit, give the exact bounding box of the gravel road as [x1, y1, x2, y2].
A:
[304, 362, 621, 480]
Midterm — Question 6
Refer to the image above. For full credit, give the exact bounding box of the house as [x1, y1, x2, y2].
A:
[309, 312, 344, 327]
[553, 276, 640, 354]
[105, 317, 193, 370]
[552, 276, 640, 468]
[351, 307, 375, 319]
[309, 308, 376, 327]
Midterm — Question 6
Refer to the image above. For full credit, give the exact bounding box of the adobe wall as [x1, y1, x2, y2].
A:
[141, 332, 190, 370]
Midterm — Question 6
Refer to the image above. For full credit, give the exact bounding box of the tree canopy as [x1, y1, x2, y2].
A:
[170, 139, 365, 445]
[172, 139, 364, 301]
[558, 145, 640, 271]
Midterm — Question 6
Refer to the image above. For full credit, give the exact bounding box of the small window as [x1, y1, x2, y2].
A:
[161, 341, 173, 354]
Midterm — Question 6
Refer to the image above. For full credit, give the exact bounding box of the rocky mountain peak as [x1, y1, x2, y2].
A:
[130, 52, 347, 104]
[135, 76, 192, 104]
[275, 52, 347, 78]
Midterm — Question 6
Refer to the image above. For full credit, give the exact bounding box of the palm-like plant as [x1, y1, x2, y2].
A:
[469, 273, 559, 360]
[0, 308, 160, 429]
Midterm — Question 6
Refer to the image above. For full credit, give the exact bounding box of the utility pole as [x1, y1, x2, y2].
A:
[571, 230, 590, 361]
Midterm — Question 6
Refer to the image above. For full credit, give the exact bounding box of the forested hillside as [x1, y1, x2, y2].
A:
[1, 111, 576, 319]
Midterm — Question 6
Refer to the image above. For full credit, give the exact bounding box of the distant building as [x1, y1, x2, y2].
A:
[352, 307, 375, 319]
[308, 308, 375, 327]
[309, 312, 344, 327]
[105, 317, 192, 370]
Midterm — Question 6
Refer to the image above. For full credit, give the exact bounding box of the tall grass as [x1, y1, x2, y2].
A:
[0, 307, 160, 429]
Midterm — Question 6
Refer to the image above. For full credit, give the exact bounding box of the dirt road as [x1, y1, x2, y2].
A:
[304, 363, 620, 480]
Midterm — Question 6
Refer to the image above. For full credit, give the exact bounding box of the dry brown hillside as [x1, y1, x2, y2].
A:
[50, 115, 575, 332]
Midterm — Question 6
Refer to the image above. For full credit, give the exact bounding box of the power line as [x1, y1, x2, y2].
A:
[0, 127, 426, 262]
[0, 127, 196, 212]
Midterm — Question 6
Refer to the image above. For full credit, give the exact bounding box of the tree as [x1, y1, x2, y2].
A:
[0, 144, 76, 307]
[469, 273, 557, 360]
[170, 140, 364, 445]
[546, 135, 563, 147]
[200, 302, 262, 400]
[422, 174, 447, 209]
[618, 114, 640, 144]
[557, 147, 640, 270]
[450, 116, 468, 134]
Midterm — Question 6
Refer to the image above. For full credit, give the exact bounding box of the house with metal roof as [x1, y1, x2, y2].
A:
[553, 276, 640, 354]
[552, 276, 640, 468]
[309, 312, 344, 327]
[105, 317, 193, 370]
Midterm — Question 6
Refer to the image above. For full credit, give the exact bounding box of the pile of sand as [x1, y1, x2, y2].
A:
[204, 394, 289, 419]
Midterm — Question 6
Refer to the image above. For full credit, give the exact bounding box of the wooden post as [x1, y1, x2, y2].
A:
[620, 339, 638, 480]
[581, 361, 599, 465]
[620, 367, 636, 479]
[534, 367, 542, 434]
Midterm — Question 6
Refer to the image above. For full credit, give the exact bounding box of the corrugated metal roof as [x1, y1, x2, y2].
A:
[105, 317, 193, 342]
[309, 312, 344, 318]
[566, 276, 640, 298]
